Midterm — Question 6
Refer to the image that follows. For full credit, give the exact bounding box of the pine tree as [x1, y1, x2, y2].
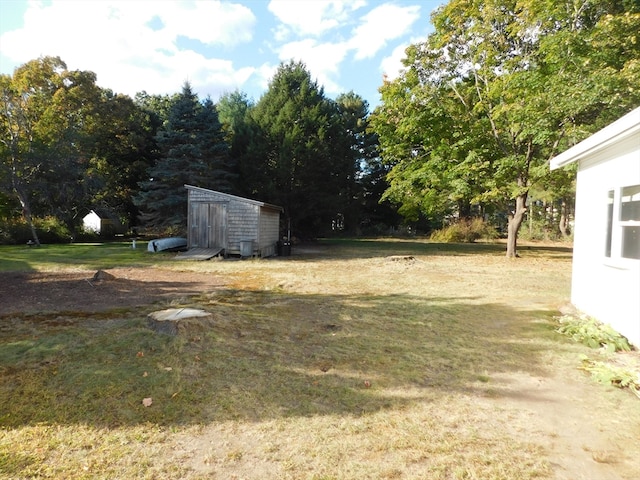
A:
[135, 82, 230, 232]
[197, 97, 236, 193]
[249, 61, 349, 237]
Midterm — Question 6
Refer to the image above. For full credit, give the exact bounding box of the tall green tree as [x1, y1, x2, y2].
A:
[249, 61, 352, 237]
[334, 91, 379, 234]
[371, 0, 640, 256]
[135, 82, 231, 231]
[81, 90, 158, 229]
[217, 90, 259, 197]
[0, 57, 105, 243]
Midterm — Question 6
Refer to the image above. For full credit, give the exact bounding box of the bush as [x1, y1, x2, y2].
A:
[0, 216, 72, 244]
[430, 218, 498, 243]
[556, 315, 632, 353]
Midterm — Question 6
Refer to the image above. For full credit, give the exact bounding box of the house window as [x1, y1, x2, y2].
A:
[621, 185, 640, 259]
[605, 190, 614, 257]
[606, 185, 640, 260]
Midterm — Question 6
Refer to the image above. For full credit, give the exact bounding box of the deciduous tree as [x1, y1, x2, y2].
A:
[0, 57, 104, 243]
[370, 0, 640, 256]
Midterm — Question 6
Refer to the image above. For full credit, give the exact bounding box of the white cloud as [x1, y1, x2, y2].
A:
[253, 62, 279, 93]
[0, 0, 256, 98]
[277, 39, 349, 94]
[268, 0, 365, 38]
[155, 1, 256, 46]
[350, 3, 420, 60]
[380, 42, 410, 81]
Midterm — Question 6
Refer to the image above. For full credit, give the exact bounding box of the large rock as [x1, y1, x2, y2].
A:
[147, 308, 213, 336]
[93, 269, 116, 281]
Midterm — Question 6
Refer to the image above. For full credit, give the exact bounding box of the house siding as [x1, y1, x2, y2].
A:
[570, 136, 640, 346]
[552, 108, 640, 347]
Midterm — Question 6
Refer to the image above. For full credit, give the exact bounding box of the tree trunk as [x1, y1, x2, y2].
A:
[558, 199, 569, 238]
[506, 193, 528, 258]
[15, 187, 41, 246]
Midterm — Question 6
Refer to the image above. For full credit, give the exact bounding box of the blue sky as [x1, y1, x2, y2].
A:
[0, 0, 442, 109]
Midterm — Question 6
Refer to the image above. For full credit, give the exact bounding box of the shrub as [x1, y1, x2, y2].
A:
[556, 315, 632, 353]
[430, 218, 498, 243]
[579, 356, 640, 395]
[0, 216, 72, 244]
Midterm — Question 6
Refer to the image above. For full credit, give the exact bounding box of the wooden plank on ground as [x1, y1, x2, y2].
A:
[174, 247, 223, 261]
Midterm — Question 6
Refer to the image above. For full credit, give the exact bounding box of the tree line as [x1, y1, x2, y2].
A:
[0, 58, 398, 245]
[2, 0, 638, 256]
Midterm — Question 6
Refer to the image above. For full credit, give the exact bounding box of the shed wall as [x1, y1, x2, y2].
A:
[227, 200, 260, 253]
[187, 187, 281, 257]
[259, 208, 281, 256]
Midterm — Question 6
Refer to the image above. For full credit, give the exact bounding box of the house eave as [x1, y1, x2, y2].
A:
[550, 107, 640, 170]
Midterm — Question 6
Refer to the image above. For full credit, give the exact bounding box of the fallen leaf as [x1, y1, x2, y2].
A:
[142, 371, 148, 377]
[142, 397, 153, 407]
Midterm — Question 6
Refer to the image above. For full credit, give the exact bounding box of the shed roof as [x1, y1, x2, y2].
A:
[550, 107, 640, 170]
[185, 185, 284, 212]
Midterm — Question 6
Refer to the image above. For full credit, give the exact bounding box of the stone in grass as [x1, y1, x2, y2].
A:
[147, 308, 213, 336]
[93, 269, 116, 281]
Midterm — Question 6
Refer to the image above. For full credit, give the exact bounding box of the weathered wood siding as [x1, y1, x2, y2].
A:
[259, 208, 281, 256]
[227, 199, 260, 253]
[186, 185, 282, 257]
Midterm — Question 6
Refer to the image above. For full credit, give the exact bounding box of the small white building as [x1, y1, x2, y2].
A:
[550, 107, 640, 347]
[82, 209, 126, 236]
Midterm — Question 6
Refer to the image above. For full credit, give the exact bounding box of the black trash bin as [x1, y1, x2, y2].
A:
[278, 241, 291, 257]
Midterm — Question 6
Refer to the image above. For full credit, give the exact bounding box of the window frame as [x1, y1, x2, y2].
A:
[605, 184, 640, 262]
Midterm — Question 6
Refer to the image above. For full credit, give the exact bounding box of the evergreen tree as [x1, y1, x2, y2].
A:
[249, 61, 352, 237]
[217, 90, 259, 197]
[135, 82, 230, 232]
[333, 92, 378, 234]
[198, 97, 236, 193]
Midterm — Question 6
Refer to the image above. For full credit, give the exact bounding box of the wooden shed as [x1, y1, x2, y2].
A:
[185, 185, 283, 257]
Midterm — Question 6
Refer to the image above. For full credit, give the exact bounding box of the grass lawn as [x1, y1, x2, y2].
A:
[1, 239, 638, 479]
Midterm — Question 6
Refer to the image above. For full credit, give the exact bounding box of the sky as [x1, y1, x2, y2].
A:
[0, 0, 442, 109]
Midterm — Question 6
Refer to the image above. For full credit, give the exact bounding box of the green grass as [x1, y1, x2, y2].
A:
[1, 238, 637, 479]
[0, 241, 170, 271]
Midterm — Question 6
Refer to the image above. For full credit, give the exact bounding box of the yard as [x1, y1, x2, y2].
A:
[1, 239, 639, 479]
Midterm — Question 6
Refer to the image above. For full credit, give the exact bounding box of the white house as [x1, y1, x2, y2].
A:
[550, 107, 640, 347]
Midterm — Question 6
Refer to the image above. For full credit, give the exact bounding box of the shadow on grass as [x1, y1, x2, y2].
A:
[0, 287, 569, 429]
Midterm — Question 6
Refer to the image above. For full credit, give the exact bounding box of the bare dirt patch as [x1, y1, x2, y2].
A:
[0, 268, 227, 315]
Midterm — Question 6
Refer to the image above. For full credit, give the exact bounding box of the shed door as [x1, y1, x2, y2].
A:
[191, 202, 227, 249]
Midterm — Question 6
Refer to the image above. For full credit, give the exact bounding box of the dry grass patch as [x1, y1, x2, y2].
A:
[2, 239, 639, 479]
